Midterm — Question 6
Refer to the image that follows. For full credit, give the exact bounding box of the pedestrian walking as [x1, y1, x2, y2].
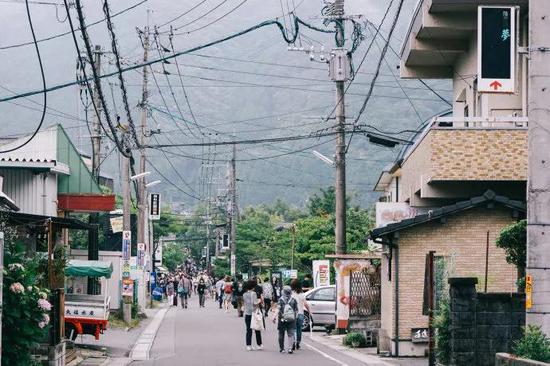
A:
[233, 274, 245, 317]
[179, 275, 192, 309]
[172, 277, 179, 307]
[216, 277, 225, 309]
[273, 286, 297, 354]
[261, 276, 274, 317]
[290, 279, 309, 350]
[198, 278, 207, 307]
[166, 279, 175, 307]
[271, 276, 281, 303]
[243, 279, 263, 351]
[223, 276, 233, 312]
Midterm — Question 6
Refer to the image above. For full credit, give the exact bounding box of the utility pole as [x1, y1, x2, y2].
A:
[122, 154, 132, 324]
[137, 27, 149, 263]
[91, 45, 102, 181]
[333, 0, 347, 255]
[527, 0, 550, 335]
[229, 143, 237, 276]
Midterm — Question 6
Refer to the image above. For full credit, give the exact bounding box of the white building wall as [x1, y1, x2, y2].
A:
[0, 169, 57, 216]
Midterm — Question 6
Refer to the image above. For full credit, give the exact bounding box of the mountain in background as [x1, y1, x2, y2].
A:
[0, 0, 451, 210]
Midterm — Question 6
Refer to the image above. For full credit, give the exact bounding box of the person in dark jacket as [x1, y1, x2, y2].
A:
[198, 278, 207, 307]
[233, 274, 245, 317]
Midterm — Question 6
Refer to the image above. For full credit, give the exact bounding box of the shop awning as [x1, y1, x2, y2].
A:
[65, 260, 113, 279]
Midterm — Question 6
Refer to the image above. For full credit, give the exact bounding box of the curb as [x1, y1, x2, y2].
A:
[306, 334, 396, 366]
[129, 306, 169, 361]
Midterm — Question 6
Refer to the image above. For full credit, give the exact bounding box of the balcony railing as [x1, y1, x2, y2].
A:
[432, 116, 528, 129]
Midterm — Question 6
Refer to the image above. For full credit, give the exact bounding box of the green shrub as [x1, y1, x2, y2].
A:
[343, 332, 367, 348]
[434, 298, 451, 365]
[2, 241, 51, 365]
[513, 325, 550, 362]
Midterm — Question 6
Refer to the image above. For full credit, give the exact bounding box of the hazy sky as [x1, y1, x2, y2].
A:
[0, 0, 446, 208]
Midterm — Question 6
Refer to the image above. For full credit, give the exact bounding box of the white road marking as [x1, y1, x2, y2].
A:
[304, 342, 350, 366]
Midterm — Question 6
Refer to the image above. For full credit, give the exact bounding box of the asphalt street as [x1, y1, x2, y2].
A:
[130, 294, 368, 366]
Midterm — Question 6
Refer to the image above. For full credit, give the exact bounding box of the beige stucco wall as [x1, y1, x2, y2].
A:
[399, 132, 433, 204]
[380, 206, 519, 355]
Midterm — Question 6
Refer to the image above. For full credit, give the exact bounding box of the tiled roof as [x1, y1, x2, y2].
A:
[370, 190, 526, 240]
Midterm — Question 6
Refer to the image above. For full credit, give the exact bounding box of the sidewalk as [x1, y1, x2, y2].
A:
[71, 305, 164, 366]
[307, 333, 428, 366]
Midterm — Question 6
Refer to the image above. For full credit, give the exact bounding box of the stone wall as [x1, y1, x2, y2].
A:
[449, 278, 525, 366]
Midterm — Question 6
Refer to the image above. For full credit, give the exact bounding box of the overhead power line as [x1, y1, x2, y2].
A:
[0, 15, 334, 103]
[0, 0, 148, 50]
[0, 0, 47, 153]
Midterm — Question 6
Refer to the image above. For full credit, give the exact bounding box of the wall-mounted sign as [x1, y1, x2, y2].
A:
[411, 328, 429, 343]
[110, 216, 123, 233]
[526, 274, 533, 309]
[149, 193, 161, 220]
[375, 202, 420, 228]
[478, 6, 516, 93]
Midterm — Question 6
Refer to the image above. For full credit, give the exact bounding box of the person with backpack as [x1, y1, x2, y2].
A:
[243, 279, 263, 351]
[273, 286, 298, 354]
[166, 278, 175, 307]
[223, 276, 233, 312]
[261, 276, 274, 317]
[290, 279, 309, 350]
[215, 277, 225, 309]
[233, 274, 245, 317]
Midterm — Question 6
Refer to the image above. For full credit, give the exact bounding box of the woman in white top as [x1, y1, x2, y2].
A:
[290, 279, 309, 350]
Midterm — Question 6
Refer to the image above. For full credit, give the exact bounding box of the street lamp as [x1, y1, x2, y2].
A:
[146, 180, 161, 188]
[130, 171, 151, 181]
[275, 223, 297, 270]
[312, 150, 334, 166]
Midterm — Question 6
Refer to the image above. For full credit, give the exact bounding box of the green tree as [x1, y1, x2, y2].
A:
[307, 186, 337, 216]
[162, 242, 186, 272]
[496, 220, 526, 291]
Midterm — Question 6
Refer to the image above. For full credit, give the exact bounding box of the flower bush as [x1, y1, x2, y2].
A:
[2, 241, 51, 365]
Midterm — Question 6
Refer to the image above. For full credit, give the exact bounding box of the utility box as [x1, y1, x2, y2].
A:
[329, 48, 351, 82]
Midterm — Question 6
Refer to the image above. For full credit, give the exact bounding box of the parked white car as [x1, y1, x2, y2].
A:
[303, 285, 336, 331]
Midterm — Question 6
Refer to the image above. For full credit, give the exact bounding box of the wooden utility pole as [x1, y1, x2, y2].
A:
[230, 143, 237, 276]
[91, 45, 102, 181]
[527, 0, 550, 335]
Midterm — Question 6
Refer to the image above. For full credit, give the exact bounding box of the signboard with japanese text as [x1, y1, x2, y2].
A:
[526, 275, 533, 309]
[149, 193, 161, 220]
[478, 6, 516, 93]
[412, 328, 429, 343]
[110, 216, 123, 233]
[313, 260, 331, 287]
[122, 230, 131, 261]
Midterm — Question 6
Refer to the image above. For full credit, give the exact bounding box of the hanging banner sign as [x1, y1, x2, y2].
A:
[122, 230, 131, 261]
[110, 216, 123, 233]
[122, 279, 134, 297]
[149, 193, 161, 220]
[313, 260, 331, 287]
[477, 6, 516, 93]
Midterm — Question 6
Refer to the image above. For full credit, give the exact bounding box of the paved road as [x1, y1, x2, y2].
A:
[131, 294, 368, 366]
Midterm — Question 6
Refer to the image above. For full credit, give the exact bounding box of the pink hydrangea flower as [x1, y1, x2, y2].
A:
[42, 314, 50, 325]
[9, 282, 24, 294]
[38, 321, 46, 329]
[37, 298, 52, 311]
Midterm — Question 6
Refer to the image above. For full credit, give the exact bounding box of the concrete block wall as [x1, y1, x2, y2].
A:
[449, 278, 525, 366]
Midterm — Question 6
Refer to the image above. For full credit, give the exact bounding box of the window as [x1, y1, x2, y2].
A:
[312, 287, 335, 301]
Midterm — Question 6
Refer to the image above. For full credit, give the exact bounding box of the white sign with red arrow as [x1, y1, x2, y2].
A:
[477, 6, 516, 94]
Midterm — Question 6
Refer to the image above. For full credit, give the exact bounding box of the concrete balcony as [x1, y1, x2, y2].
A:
[400, 0, 527, 79]
[399, 116, 527, 206]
